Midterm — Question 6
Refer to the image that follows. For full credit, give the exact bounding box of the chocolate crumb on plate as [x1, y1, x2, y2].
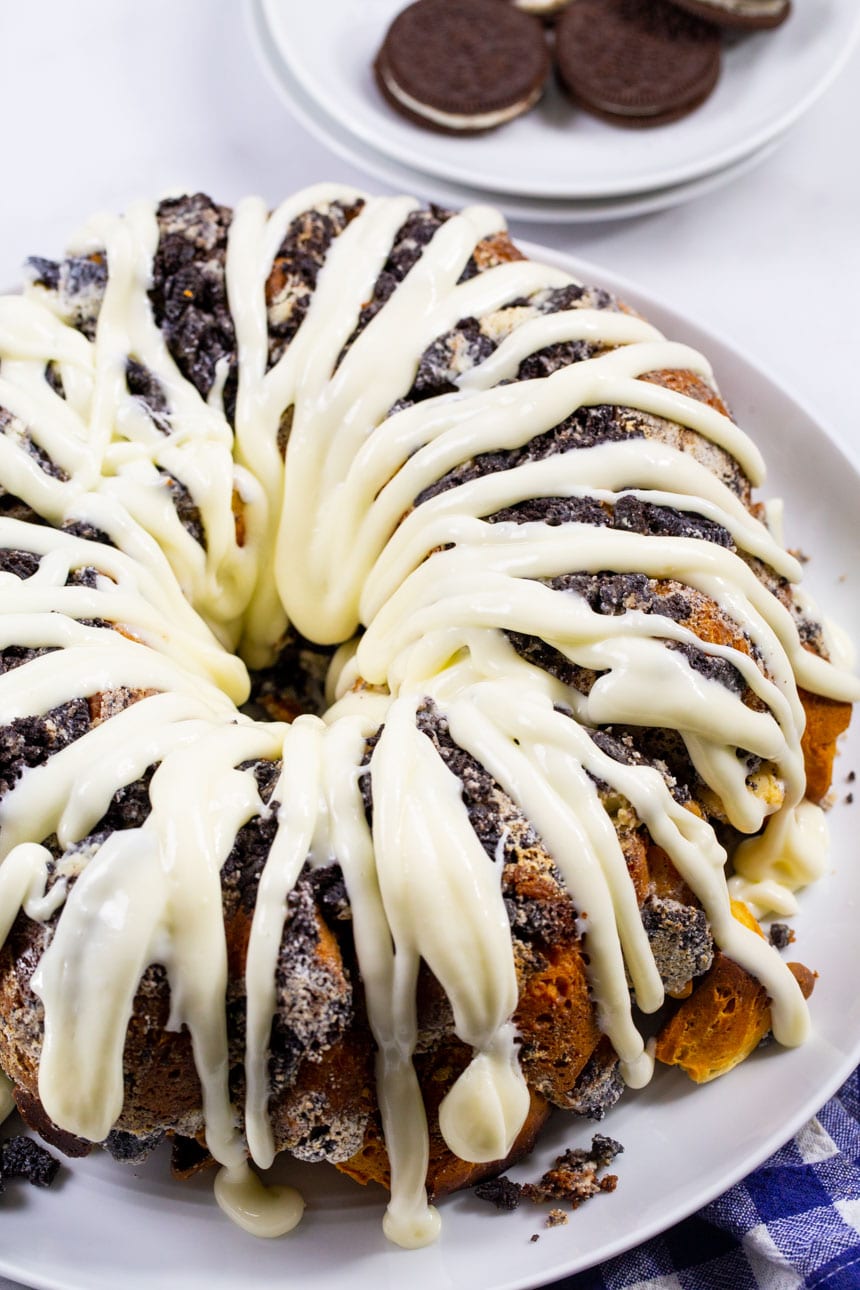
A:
[0, 1136, 60, 1195]
[473, 1174, 524, 1210]
[522, 1134, 623, 1208]
[768, 922, 795, 950]
[473, 1134, 623, 1217]
[669, 0, 791, 30]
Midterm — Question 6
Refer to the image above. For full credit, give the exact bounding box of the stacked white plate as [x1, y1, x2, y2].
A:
[250, 0, 860, 222]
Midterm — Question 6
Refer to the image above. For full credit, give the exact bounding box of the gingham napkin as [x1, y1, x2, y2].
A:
[550, 1070, 860, 1290]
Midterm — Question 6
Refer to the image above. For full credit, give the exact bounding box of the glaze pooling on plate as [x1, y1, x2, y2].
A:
[0, 188, 856, 1250]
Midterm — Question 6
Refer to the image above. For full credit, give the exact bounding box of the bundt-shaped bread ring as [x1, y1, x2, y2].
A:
[0, 187, 856, 1246]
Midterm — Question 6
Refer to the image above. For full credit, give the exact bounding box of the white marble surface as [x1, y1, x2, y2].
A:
[0, 3, 858, 1287]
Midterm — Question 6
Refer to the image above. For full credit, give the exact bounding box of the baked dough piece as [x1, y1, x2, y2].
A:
[654, 901, 816, 1082]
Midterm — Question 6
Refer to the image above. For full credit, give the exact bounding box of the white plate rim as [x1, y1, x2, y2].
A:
[258, 0, 860, 200]
[1, 242, 859, 1290]
[247, 0, 785, 225]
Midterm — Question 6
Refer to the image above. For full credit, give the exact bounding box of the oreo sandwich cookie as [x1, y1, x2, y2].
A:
[555, 0, 722, 127]
[669, 0, 791, 30]
[374, 0, 551, 134]
[511, 0, 572, 20]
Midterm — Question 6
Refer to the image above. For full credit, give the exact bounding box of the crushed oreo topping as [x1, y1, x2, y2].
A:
[526, 283, 617, 317]
[518, 339, 596, 381]
[0, 491, 45, 526]
[0, 548, 41, 580]
[103, 1128, 164, 1164]
[544, 570, 691, 620]
[1, 407, 69, 481]
[61, 517, 114, 547]
[415, 702, 534, 865]
[45, 361, 65, 399]
[126, 359, 171, 433]
[411, 316, 496, 399]
[566, 1046, 624, 1120]
[149, 194, 237, 418]
[355, 207, 450, 340]
[0, 644, 59, 676]
[266, 199, 364, 368]
[666, 639, 746, 694]
[25, 253, 107, 339]
[0, 699, 92, 796]
[640, 895, 713, 995]
[612, 495, 732, 547]
[589, 726, 696, 806]
[488, 494, 609, 529]
[267, 873, 354, 1091]
[157, 468, 205, 547]
[416, 404, 631, 506]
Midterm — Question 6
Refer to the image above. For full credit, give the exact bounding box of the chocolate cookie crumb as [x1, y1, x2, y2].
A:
[769, 922, 795, 950]
[0, 1136, 60, 1193]
[474, 1175, 524, 1210]
[473, 1135, 622, 1218]
[522, 1134, 623, 1209]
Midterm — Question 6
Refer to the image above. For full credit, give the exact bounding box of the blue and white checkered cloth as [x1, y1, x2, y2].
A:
[549, 1070, 860, 1290]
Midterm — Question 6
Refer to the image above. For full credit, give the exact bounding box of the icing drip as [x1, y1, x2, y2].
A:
[0, 187, 857, 1248]
[214, 1161, 304, 1238]
[0, 1070, 14, 1126]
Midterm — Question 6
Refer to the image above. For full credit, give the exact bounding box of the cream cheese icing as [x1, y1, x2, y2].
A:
[0, 188, 856, 1249]
[0, 1069, 14, 1126]
[699, 0, 786, 13]
[379, 67, 544, 132]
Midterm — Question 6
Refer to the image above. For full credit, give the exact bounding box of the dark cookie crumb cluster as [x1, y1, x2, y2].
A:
[473, 1133, 623, 1215]
[0, 1135, 60, 1195]
[126, 359, 171, 435]
[25, 253, 107, 339]
[768, 922, 795, 950]
[149, 194, 238, 420]
[0, 700, 91, 797]
[641, 894, 714, 994]
[266, 199, 364, 368]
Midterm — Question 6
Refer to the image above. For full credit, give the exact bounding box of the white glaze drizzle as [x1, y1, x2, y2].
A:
[0, 188, 856, 1249]
[0, 1069, 14, 1126]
